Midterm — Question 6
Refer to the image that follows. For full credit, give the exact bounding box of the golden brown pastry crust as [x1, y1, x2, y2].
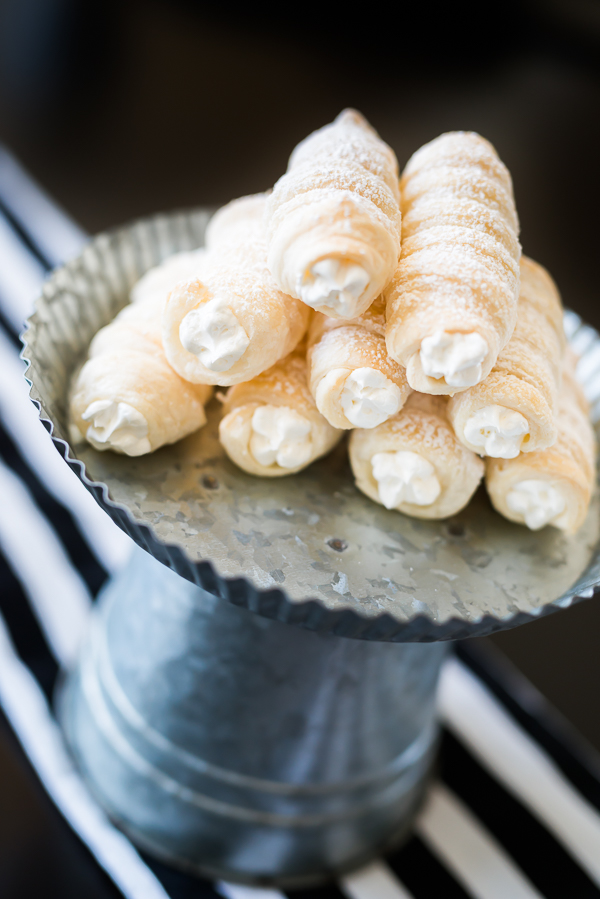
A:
[385, 131, 521, 394]
[70, 298, 212, 454]
[349, 392, 484, 518]
[486, 352, 596, 534]
[448, 256, 566, 454]
[265, 110, 401, 319]
[163, 194, 310, 386]
[130, 250, 206, 306]
[307, 299, 411, 429]
[219, 350, 342, 477]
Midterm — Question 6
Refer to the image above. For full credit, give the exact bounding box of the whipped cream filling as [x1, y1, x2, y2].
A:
[82, 400, 151, 456]
[371, 450, 441, 509]
[179, 297, 250, 373]
[250, 406, 312, 469]
[506, 478, 567, 530]
[464, 404, 529, 458]
[298, 258, 370, 318]
[420, 330, 488, 388]
[340, 368, 403, 428]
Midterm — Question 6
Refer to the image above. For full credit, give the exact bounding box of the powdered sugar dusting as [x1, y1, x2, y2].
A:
[386, 132, 521, 386]
[163, 194, 310, 385]
[265, 110, 402, 315]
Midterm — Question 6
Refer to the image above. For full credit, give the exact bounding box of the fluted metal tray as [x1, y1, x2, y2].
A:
[21, 209, 600, 642]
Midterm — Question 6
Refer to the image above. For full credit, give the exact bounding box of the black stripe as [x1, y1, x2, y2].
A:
[0, 549, 59, 700]
[386, 834, 470, 898]
[440, 728, 600, 898]
[140, 854, 222, 899]
[0, 422, 109, 597]
[0, 198, 53, 272]
[0, 302, 21, 348]
[286, 883, 346, 899]
[0, 705, 124, 899]
[457, 640, 600, 813]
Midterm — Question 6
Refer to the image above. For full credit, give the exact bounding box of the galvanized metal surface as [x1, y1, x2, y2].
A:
[60, 546, 446, 884]
[22, 209, 600, 642]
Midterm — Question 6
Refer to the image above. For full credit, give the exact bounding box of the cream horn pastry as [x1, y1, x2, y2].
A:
[307, 297, 411, 429]
[219, 348, 342, 477]
[163, 194, 310, 386]
[448, 256, 565, 458]
[70, 296, 212, 456]
[385, 131, 521, 394]
[349, 392, 484, 519]
[265, 109, 401, 320]
[485, 353, 596, 534]
[130, 248, 206, 305]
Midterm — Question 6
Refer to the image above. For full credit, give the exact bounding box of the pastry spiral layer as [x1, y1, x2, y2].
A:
[265, 109, 401, 320]
[448, 256, 565, 458]
[163, 194, 310, 386]
[70, 297, 212, 455]
[307, 298, 410, 429]
[349, 392, 484, 519]
[219, 349, 342, 477]
[486, 352, 596, 534]
[385, 131, 521, 394]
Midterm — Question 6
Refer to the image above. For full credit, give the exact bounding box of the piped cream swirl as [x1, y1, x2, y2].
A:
[340, 368, 403, 428]
[249, 405, 313, 469]
[82, 400, 151, 456]
[420, 330, 488, 388]
[371, 450, 441, 509]
[179, 297, 250, 373]
[298, 258, 370, 318]
[464, 404, 529, 458]
[506, 479, 567, 530]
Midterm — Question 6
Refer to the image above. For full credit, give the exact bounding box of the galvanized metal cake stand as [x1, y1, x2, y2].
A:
[22, 209, 600, 886]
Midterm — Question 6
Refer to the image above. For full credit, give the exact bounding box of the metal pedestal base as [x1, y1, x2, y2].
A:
[60, 547, 448, 885]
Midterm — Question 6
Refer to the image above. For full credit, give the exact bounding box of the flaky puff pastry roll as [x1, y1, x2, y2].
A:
[265, 109, 401, 320]
[448, 256, 565, 458]
[385, 132, 521, 394]
[219, 349, 342, 477]
[130, 249, 206, 305]
[70, 297, 212, 456]
[349, 393, 484, 518]
[163, 195, 310, 385]
[485, 353, 596, 534]
[307, 297, 411, 429]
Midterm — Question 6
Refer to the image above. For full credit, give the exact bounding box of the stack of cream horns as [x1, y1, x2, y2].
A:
[70, 110, 596, 535]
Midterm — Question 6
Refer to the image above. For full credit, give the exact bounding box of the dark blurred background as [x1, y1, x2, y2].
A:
[1, 0, 600, 891]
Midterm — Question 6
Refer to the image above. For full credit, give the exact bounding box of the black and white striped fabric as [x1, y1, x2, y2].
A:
[1, 144, 600, 899]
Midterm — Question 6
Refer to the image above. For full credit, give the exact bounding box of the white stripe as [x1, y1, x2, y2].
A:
[0, 328, 131, 574]
[417, 783, 543, 899]
[440, 658, 600, 885]
[0, 610, 170, 899]
[0, 461, 91, 667]
[217, 882, 285, 899]
[0, 161, 130, 575]
[0, 212, 46, 330]
[0, 145, 87, 267]
[341, 859, 415, 899]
